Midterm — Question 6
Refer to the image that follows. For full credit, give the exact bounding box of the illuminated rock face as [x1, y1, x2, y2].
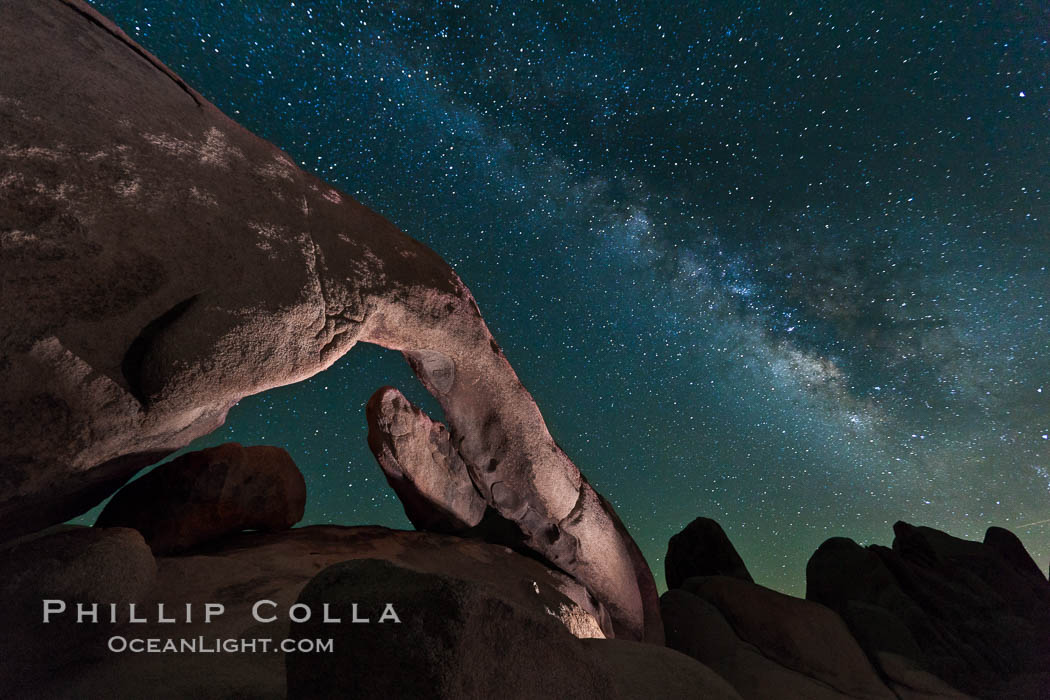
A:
[0, 0, 660, 641]
[366, 386, 488, 534]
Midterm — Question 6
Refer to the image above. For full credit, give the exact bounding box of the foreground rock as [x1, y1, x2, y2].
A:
[286, 559, 611, 699]
[0, 0, 659, 641]
[288, 558, 739, 700]
[582, 638, 743, 700]
[665, 517, 753, 588]
[95, 443, 305, 553]
[0, 526, 156, 692]
[12, 526, 615, 699]
[874, 652, 973, 700]
[807, 522, 1050, 699]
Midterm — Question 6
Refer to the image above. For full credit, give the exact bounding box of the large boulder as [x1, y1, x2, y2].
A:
[583, 639, 743, 700]
[983, 526, 1048, 590]
[13, 525, 612, 699]
[95, 443, 306, 553]
[806, 522, 1050, 698]
[663, 576, 896, 700]
[663, 588, 863, 700]
[0, 526, 156, 692]
[0, 0, 659, 642]
[287, 558, 736, 700]
[665, 517, 753, 588]
[285, 558, 615, 700]
[874, 652, 973, 700]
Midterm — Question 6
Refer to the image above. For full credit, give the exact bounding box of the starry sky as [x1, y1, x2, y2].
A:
[80, 0, 1049, 594]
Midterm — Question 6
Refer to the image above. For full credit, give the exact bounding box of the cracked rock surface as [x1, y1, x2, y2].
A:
[0, 0, 660, 642]
[366, 387, 487, 534]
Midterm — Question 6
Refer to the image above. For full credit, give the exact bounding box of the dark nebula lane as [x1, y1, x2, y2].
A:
[82, 0, 1050, 593]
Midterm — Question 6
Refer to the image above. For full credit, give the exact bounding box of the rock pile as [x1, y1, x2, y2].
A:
[662, 515, 1050, 699]
[807, 522, 1050, 699]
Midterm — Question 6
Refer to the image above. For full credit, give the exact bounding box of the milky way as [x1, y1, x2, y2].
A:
[81, 0, 1049, 592]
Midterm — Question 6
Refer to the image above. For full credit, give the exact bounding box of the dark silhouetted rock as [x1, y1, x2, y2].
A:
[661, 589, 892, 699]
[664, 586, 903, 699]
[806, 537, 911, 615]
[366, 386, 486, 533]
[807, 522, 1050, 698]
[659, 518, 972, 698]
[0, 526, 156, 692]
[992, 673, 1050, 700]
[806, 537, 932, 666]
[875, 652, 973, 700]
[0, 0, 660, 643]
[95, 443, 305, 553]
[836, 600, 926, 668]
[582, 638, 744, 700]
[984, 526, 1048, 590]
[665, 517, 753, 588]
[665, 576, 896, 700]
[288, 557, 732, 700]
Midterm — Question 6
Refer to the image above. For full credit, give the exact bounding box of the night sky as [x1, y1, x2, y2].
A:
[79, 0, 1049, 594]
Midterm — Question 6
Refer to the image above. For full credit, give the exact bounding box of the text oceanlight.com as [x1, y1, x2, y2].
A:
[41, 598, 402, 654]
[107, 636, 333, 654]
